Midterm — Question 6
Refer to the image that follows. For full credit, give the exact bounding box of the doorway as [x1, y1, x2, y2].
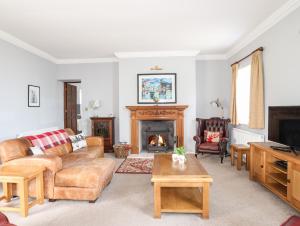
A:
[64, 82, 82, 133]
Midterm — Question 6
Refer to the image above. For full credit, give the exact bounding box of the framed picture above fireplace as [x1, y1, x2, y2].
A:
[137, 73, 177, 104]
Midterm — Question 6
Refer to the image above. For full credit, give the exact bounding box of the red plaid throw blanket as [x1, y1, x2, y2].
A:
[25, 129, 70, 150]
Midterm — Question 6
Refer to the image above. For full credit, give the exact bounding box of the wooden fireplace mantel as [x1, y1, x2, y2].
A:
[126, 105, 188, 153]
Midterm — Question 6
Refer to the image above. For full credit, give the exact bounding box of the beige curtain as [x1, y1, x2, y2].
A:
[249, 50, 264, 128]
[230, 64, 238, 125]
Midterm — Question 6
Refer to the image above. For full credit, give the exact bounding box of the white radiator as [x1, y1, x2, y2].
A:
[231, 128, 265, 146]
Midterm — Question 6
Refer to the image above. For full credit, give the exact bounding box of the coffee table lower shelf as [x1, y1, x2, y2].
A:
[161, 187, 203, 214]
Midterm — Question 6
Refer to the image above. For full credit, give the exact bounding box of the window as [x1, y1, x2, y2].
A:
[236, 62, 251, 125]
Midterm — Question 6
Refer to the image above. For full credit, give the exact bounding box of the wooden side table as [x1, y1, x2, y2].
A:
[0, 165, 45, 217]
[230, 144, 250, 171]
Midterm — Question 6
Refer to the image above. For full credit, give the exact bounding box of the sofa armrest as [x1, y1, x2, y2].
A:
[3, 155, 62, 174]
[86, 136, 104, 147]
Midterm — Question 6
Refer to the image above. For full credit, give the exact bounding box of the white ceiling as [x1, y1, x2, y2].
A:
[0, 0, 294, 61]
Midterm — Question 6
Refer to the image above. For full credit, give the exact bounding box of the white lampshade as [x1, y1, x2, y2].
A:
[89, 100, 101, 109]
[211, 102, 218, 108]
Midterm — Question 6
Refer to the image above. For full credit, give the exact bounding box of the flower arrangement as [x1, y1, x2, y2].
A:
[172, 146, 186, 164]
[174, 146, 186, 155]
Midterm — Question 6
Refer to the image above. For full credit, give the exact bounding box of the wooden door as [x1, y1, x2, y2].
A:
[251, 148, 265, 183]
[288, 163, 300, 209]
[64, 83, 77, 133]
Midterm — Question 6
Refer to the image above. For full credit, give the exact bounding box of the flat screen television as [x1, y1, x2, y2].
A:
[268, 106, 300, 149]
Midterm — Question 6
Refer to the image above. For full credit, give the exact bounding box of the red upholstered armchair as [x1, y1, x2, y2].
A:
[193, 117, 230, 163]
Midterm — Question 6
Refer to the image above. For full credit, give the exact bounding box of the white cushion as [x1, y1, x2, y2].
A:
[30, 146, 44, 155]
[69, 133, 87, 151]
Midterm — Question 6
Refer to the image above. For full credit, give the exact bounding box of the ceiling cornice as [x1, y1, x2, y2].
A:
[225, 0, 300, 58]
[196, 54, 227, 61]
[0, 0, 299, 64]
[56, 57, 118, 64]
[0, 30, 57, 63]
[114, 51, 200, 58]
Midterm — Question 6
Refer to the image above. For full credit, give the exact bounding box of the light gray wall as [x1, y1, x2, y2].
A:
[118, 57, 196, 151]
[113, 64, 120, 142]
[0, 39, 59, 141]
[56, 63, 119, 138]
[196, 60, 231, 119]
[229, 7, 300, 136]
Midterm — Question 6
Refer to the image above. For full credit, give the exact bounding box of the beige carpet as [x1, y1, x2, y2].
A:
[5, 154, 298, 226]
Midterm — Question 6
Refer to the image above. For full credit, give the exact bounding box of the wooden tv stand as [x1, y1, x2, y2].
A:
[249, 142, 300, 211]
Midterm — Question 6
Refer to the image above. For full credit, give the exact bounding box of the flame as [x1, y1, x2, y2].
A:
[158, 135, 164, 146]
[150, 139, 156, 145]
[149, 134, 166, 146]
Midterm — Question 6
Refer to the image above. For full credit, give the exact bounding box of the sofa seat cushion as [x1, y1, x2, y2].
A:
[198, 142, 219, 151]
[61, 146, 102, 168]
[55, 158, 115, 188]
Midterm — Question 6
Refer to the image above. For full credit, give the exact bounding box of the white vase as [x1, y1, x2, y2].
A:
[172, 153, 179, 161]
[172, 154, 186, 164]
[178, 155, 186, 164]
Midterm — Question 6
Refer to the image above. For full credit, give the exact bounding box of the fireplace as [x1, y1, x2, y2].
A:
[141, 120, 175, 152]
[126, 105, 188, 154]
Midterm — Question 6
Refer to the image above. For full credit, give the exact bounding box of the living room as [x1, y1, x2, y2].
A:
[0, 0, 300, 226]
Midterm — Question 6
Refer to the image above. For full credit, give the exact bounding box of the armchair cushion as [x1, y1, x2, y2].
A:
[198, 142, 219, 152]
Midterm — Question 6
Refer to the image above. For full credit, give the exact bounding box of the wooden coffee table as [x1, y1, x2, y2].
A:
[151, 154, 213, 219]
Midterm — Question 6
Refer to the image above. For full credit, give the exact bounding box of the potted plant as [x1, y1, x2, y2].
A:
[172, 146, 186, 164]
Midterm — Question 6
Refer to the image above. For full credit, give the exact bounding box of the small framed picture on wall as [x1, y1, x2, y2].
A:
[28, 85, 40, 107]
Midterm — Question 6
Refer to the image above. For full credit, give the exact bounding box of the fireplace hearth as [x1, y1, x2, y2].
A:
[141, 120, 175, 152]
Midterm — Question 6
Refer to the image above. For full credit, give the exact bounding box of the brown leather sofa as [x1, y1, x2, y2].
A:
[0, 129, 116, 203]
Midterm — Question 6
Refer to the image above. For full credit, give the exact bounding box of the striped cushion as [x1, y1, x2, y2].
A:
[25, 129, 70, 150]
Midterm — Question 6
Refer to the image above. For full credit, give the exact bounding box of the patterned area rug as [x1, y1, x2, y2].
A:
[116, 157, 153, 174]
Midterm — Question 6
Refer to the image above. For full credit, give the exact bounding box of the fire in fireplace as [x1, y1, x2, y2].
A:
[148, 134, 167, 152]
[141, 120, 175, 152]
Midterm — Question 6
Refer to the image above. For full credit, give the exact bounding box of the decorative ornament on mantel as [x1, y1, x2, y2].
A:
[152, 96, 160, 105]
[150, 65, 163, 71]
